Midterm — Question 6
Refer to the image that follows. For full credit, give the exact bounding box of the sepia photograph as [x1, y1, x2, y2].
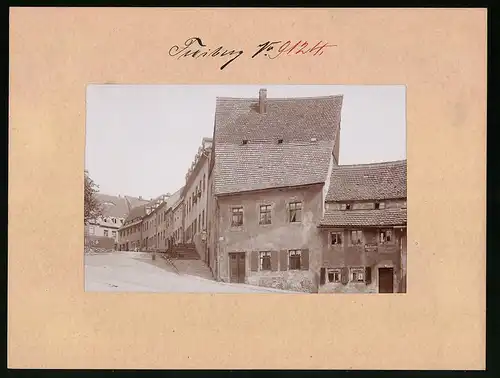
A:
[84, 84, 407, 294]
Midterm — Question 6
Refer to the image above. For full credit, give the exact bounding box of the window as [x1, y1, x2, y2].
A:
[327, 268, 341, 283]
[259, 205, 272, 225]
[104, 230, 109, 237]
[194, 219, 197, 234]
[260, 251, 271, 271]
[380, 229, 393, 243]
[351, 230, 363, 245]
[202, 210, 205, 228]
[350, 267, 365, 282]
[112, 231, 116, 238]
[341, 203, 352, 210]
[278, 138, 283, 144]
[374, 202, 380, 210]
[203, 174, 206, 191]
[89, 226, 95, 235]
[112, 218, 116, 223]
[242, 139, 248, 145]
[231, 207, 243, 227]
[289, 250, 301, 270]
[289, 201, 302, 222]
[198, 214, 201, 231]
[330, 232, 342, 245]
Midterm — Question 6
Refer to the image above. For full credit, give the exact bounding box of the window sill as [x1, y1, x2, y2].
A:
[229, 226, 244, 232]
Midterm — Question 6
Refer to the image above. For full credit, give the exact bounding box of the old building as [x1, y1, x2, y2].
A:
[165, 187, 184, 249]
[141, 194, 170, 251]
[318, 160, 407, 293]
[207, 89, 343, 292]
[86, 193, 148, 249]
[182, 137, 212, 259]
[118, 204, 145, 251]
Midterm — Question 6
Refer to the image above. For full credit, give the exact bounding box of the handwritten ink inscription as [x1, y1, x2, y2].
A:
[169, 37, 337, 70]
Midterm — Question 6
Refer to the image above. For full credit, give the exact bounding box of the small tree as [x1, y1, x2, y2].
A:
[84, 170, 103, 225]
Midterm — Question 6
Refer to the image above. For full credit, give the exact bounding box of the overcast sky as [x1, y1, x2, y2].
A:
[85, 85, 406, 199]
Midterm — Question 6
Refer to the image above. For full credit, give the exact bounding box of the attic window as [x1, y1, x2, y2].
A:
[341, 203, 352, 211]
[278, 139, 283, 144]
[242, 140, 248, 145]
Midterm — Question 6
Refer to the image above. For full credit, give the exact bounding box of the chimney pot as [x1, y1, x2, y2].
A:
[259, 88, 267, 114]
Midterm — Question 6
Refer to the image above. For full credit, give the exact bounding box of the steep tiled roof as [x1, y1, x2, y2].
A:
[214, 141, 333, 195]
[213, 93, 343, 195]
[124, 204, 146, 223]
[319, 208, 407, 227]
[165, 187, 184, 209]
[96, 193, 148, 219]
[215, 95, 343, 144]
[326, 160, 407, 202]
[123, 188, 184, 224]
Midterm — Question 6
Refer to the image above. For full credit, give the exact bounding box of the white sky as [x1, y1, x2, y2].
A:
[85, 85, 406, 199]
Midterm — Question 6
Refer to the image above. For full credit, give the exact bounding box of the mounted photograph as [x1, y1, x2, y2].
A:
[84, 84, 407, 294]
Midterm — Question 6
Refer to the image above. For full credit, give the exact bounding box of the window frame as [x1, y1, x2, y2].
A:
[350, 230, 363, 245]
[259, 204, 272, 225]
[259, 251, 272, 271]
[380, 229, 393, 244]
[231, 206, 244, 227]
[330, 231, 343, 246]
[288, 249, 302, 270]
[350, 267, 365, 283]
[327, 268, 341, 283]
[288, 201, 302, 223]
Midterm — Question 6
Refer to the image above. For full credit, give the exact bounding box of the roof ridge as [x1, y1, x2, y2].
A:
[216, 94, 343, 102]
[336, 159, 407, 168]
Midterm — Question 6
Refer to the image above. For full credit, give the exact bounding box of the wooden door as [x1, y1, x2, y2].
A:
[229, 253, 246, 283]
[378, 267, 394, 293]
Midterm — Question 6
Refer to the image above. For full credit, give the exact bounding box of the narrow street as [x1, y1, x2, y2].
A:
[84, 251, 296, 293]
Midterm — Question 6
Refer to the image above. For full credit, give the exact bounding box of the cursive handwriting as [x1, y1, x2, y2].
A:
[169, 37, 244, 70]
[168, 37, 336, 70]
[252, 40, 337, 59]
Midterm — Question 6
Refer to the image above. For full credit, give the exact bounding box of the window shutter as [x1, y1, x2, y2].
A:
[365, 267, 372, 285]
[250, 251, 259, 272]
[279, 249, 288, 271]
[271, 250, 279, 271]
[320, 267, 326, 285]
[341, 267, 349, 285]
[301, 249, 309, 270]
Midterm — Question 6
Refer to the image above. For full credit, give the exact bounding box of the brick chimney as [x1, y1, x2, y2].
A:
[259, 88, 267, 114]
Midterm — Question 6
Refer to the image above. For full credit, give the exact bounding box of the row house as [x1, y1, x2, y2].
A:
[318, 161, 407, 293]
[118, 205, 145, 251]
[140, 194, 170, 250]
[166, 189, 184, 249]
[182, 137, 213, 259]
[117, 189, 185, 251]
[207, 89, 343, 292]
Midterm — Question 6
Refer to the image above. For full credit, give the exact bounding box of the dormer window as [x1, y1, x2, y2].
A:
[341, 203, 352, 210]
[278, 139, 283, 144]
[242, 140, 248, 145]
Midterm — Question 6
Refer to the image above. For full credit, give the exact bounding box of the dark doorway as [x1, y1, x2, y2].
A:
[229, 252, 246, 283]
[378, 267, 394, 293]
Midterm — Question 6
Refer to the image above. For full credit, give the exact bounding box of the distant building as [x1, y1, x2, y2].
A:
[85, 194, 148, 249]
[117, 189, 184, 251]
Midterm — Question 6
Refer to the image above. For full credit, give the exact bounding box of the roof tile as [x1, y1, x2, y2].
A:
[319, 208, 407, 227]
[326, 160, 407, 201]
